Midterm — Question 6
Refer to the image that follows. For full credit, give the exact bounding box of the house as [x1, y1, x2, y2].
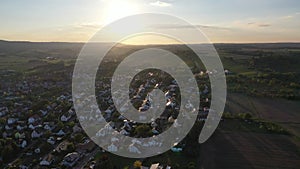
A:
[0, 107, 8, 117]
[44, 123, 55, 131]
[17, 121, 27, 131]
[152, 129, 159, 135]
[60, 114, 71, 122]
[2, 131, 8, 138]
[128, 144, 141, 154]
[120, 129, 130, 136]
[40, 154, 55, 166]
[19, 165, 29, 169]
[68, 108, 75, 115]
[28, 114, 41, 124]
[62, 152, 80, 167]
[15, 132, 25, 139]
[43, 122, 55, 130]
[5, 124, 13, 130]
[47, 137, 56, 145]
[28, 123, 39, 130]
[171, 147, 183, 153]
[17, 122, 27, 131]
[31, 130, 42, 138]
[0, 111, 6, 117]
[20, 140, 27, 148]
[56, 129, 66, 136]
[39, 160, 50, 166]
[107, 143, 118, 152]
[76, 139, 96, 154]
[7, 118, 17, 125]
[150, 163, 161, 169]
[202, 85, 209, 95]
[73, 124, 82, 133]
[40, 110, 48, 116]
[55, 140, 71, 153]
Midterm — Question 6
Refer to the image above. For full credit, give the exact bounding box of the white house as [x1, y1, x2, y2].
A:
[28, 115, 40, 124]
[31, 130, 42, 138]
[0, 107, 8, 117]
[47, 137, 56, 145]
[7, 118, 17, 125]
[21, 140, 27, 148]
[39, 160, 50, 166]
[44, 124, 54, 131]
[60, 114, 71, 122]
[120, 129, 130, 136]
[40, 110, 48, 116]
[56, 129, 66, 136]
[108, 143, 118, 152]
[73, 125, 82, 133]
[28, 124, 36, 130]
[0, 111, 7, 117]
[128, 144, 141, 154]
[150, 163, 160, 169]
[40, 154, 54, 166]
[5, 124, 13, 130]
[17, 124, 27, 131]
[19, 165, 29, 169]
[62, 152, 80, 167]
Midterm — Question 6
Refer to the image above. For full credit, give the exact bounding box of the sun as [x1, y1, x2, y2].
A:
[102, 0, 141, 25]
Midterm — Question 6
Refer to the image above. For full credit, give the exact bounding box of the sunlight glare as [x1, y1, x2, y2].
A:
[102, 0, 141, 25]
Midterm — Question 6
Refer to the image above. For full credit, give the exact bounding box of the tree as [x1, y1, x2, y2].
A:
[66, 143, 75, 152]
[44, 130, 52, 138]
[1, 145, 14, 162]
[74, 133, 84, 143]
[133, 160, 142, 169]
[134, 124, 152, 137]
[183, 122, 201, 157]
[67, 121, 75, 128]
[186, 162, 196, 169]
[94, 155, 113, 169]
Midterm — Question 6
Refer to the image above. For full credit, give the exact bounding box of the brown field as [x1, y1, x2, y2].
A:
[225, 93, 300, 137]
[200, 130, 300, 169]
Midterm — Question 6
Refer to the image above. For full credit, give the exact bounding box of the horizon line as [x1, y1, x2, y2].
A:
[1, 39, 300, 45]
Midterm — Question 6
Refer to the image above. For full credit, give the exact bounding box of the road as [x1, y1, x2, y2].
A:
[74, 147, 100, 169]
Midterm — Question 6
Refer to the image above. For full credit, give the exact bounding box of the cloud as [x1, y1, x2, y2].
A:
[257, 23, 271, 27]
[248, 22, 271, 27]
[150, 1, 172, 7]
[280, 15, 293, 20]
[76, 22, 101, 29]
[151, 24, 230, 30]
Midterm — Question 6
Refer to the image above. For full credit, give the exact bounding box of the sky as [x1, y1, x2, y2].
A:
[0, 0, 300, 43]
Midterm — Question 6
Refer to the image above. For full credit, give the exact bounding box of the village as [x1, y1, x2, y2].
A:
[0, 59, 215, 169]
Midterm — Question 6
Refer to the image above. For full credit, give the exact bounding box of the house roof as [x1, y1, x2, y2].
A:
[150, 163, 160, 169]
[76, 140, 96, 153]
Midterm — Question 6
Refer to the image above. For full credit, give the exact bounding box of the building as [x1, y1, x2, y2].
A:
[62, 152, 80, 167]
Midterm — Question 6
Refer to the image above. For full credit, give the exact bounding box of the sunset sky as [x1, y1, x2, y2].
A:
[0, 0, 299, 43]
